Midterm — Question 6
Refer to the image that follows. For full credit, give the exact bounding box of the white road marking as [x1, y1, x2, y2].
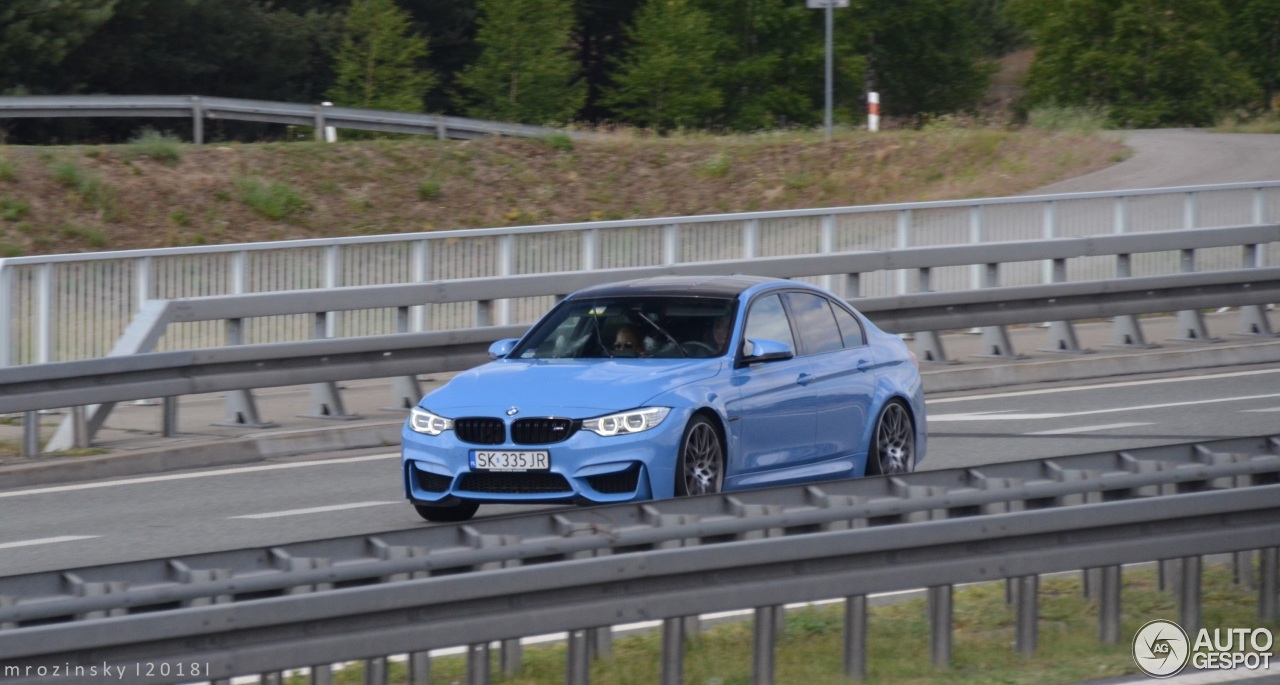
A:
[929, 392, 1280, 422]
[0, 535, 100, 550]
[926, 367, 1280, 405]
[230, 501, 399, 520]
[0, 453, 400, 500]
[1243, 407, 1280, 413]
[1026, 422, 1152, 436]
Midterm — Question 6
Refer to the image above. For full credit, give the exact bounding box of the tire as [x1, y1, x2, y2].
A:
[676, 415, 725, 496]
[413, 500, 480, 522]
[867, 401, 915, 476]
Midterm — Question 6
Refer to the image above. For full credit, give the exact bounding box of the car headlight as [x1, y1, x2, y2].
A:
[582, 407, 671, 437]
[409, 407, 454, 436]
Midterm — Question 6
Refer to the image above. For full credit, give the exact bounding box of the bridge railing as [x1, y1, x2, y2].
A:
[5, 221, 1279, 454]
[1, 181, 1278, 366]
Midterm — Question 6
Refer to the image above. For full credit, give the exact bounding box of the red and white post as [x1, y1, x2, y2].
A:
[868, 92, 880, 132]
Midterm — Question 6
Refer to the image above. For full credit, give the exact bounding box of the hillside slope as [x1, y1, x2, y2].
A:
[0, 128, 1128, 256]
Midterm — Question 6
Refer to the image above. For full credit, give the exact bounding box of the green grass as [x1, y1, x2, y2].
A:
[52, 159, 112, 205]
[234, 176, 309, 221]
[0, 196, 28, 221]
[1027, 105, 1112, 134]
[417, 180, 442, 201]
[537, 133, 575, 153]
[61, 224, 108, 247]
[697, 152, 733, 179]
[128, 128, 184, 165]
[282, 563, 1275, 685]
[0, 155, 17, 182]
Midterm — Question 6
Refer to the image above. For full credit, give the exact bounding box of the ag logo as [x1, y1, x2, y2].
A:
[1133, 619, 1190, 678]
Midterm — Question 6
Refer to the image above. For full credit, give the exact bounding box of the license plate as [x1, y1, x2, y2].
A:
[470, 450, 550, 472]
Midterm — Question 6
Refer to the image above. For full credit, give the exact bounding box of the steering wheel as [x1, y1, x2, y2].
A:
[680, 340, 719, 358]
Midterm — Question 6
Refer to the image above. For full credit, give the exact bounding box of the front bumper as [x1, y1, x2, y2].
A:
[401, 414, 686, 506]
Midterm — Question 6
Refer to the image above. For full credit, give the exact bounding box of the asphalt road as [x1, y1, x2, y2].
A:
[1032, 129, 1280, 193]
[4, 364, 1278, 577]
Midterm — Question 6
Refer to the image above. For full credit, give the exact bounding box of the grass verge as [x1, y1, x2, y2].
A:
[284, 562, 1276, 685]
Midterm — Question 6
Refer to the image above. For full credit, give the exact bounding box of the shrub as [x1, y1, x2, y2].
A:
[234, 176, 308, 221]
[0, 196, 28, 221]
[128, 128, 184, 165]
[417, 180, 442, 201]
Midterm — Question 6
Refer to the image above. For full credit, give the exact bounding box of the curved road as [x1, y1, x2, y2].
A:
[1033, 129, 1280, 193]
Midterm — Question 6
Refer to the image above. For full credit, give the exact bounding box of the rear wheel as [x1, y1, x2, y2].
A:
[676, 415, 724, 496]
[413, 500, 480, 522]
[867, 401, 915, 476]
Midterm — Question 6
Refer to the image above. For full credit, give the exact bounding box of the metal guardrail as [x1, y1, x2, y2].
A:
[13, 222, 1278, 454]
[0, 95, 584, 144]
[1, 181, 1277, 365]
[1, 435, 1277, 684]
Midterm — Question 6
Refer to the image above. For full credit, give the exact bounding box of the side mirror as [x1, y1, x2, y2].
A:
[488, 338, 519, 360]
[742, 338, 794, 364]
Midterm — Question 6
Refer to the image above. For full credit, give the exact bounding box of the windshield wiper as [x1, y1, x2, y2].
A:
[589, 314, 613, 358]
[636, 311, 687, 357]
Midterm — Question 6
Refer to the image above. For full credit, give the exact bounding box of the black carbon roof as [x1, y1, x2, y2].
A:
[566, 275, 783, 299]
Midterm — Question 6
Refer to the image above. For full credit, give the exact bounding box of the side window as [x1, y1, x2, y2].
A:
[831, 302, 866, 348]
[783, 292, 844, 355]
[743, 294, 795, 353]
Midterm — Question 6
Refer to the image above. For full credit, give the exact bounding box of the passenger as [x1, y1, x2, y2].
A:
[710, 314, 732, 352]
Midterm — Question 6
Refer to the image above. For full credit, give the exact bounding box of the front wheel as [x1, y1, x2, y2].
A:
[414, 500, 480, 522]
[867, 401, 915, 476]
[676, 415, 725, 496]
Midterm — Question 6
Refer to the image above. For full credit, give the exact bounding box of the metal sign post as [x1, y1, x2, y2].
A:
[807, 0, 849, 141]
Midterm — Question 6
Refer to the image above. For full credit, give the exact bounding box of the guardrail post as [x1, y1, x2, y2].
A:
[566, 630, 590, 685]
[1042, 258, 1089, 353]
[407, 651, 430, 685]
[70, 405, 89, 448]
[896, 209, 911, 296]
[1261, 547, 1278, 623]
[302, 311, 362, 420]
[21, 411, 39, 458]
[843, 594, 868, 680]
[0, 261, 12, 367]
[191, 96, 203, 145]
[1179, 556, 1202, 637]
[1171, 249, 1220, 342]
[1236, 244, 1276, 337]
[1109, 254, 1157, 348]
[743, 219, 760, 259]
[912, 267, 951, 363]
[752, 606, 777, 685]
[661, 617, 685, 685]
[976, 263, 1022, 359]
[363, 658, 388, 685]
[467, 643, 491, 685]
[1235, 550, 1256, 589]
[387, 306, 424, 410]
[216, 318, 277, 429]
[1099, 565, 1122, 644]
[663, 224, 681, 266]
[928, 585, 952, 666]
[497, 235, 514, 326]
[821, 214, 837, 292]
[1014, 575, 1038, 656]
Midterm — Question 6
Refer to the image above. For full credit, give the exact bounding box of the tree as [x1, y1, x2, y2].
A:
[327, 0, 435, 112]
[602, 0, 723, 131]
[693, 0, 831, 130]
[860, 0, 995, 120]
[0, 0, 117, 93]
[456, 0, 586, 125]
[1223, 0, 1280, 111]
[1012, 0, 1258, 127]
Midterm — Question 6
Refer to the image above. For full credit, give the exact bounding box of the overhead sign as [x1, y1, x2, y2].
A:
[806, 0, 849, 7]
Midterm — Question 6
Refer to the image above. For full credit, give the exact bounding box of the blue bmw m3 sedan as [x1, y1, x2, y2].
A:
[402, 275, 926, 521]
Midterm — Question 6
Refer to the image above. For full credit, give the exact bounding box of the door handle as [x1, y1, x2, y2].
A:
[856, 359, 872, 372]
[797, 372, 815, 386]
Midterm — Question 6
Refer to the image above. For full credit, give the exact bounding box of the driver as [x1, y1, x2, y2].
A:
[613, 325, 647, 357]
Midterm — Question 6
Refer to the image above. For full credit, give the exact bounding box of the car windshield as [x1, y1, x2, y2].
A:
[512, 296, 737, 360]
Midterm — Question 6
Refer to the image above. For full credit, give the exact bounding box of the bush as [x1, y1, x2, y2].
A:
[234, 176, 308, 221]
[1027, 105, 1111, 134]
[129, 128, 184, 165]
